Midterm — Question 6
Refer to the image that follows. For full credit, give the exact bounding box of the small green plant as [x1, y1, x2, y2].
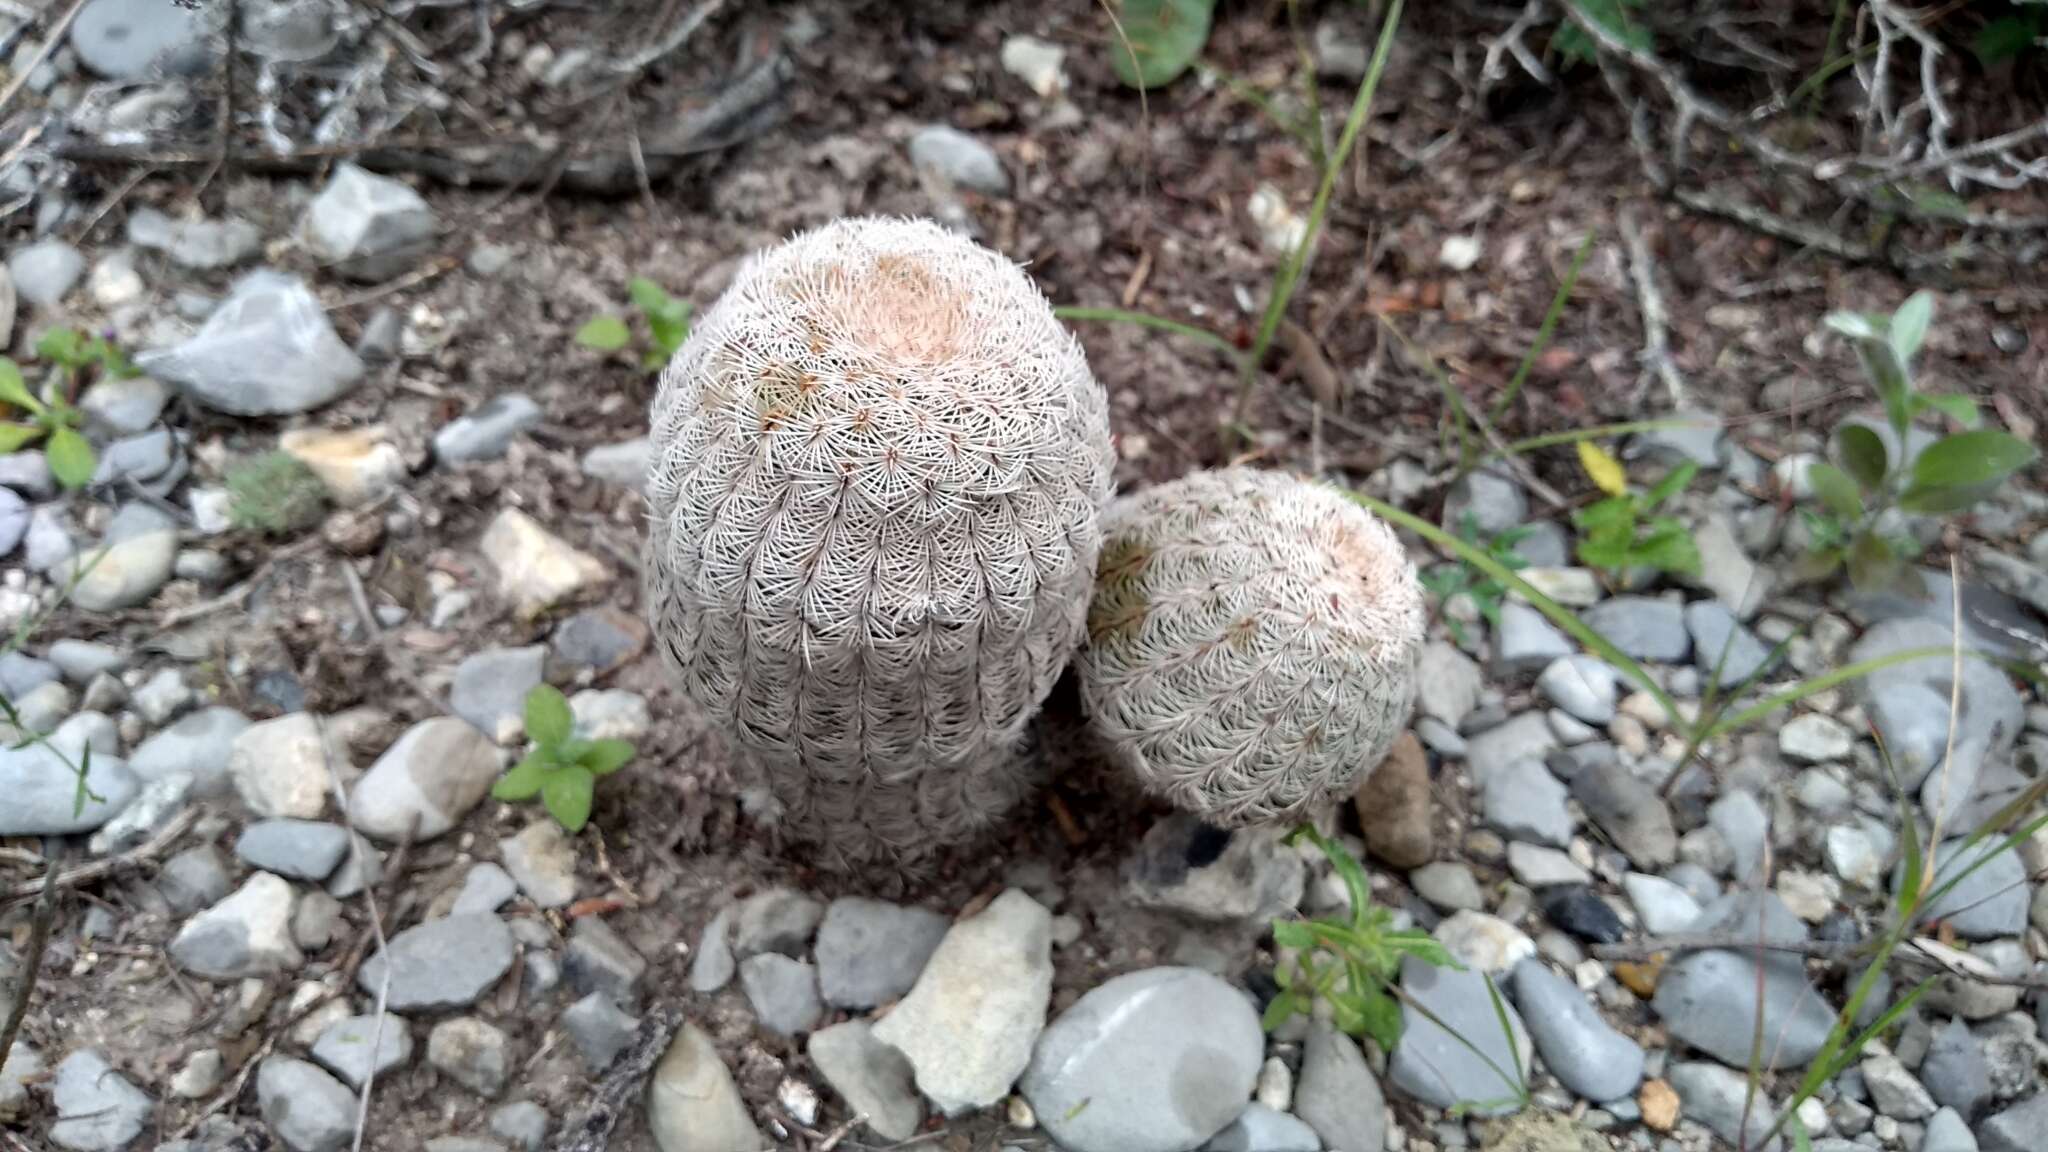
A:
[490, 684, 634, 833]
[1106, 0, 1215, 89]
[225, 451, 329, 537]
[1418, 514, 1533, 648]
[1570, 442, 1701, 576]
[576, 278, 694, 374]
[1799, 292, 2039, 595]
[0, 326, 137, 489]
[1552, 0, 1649, 65]
[1265, 826, 1456, 1049]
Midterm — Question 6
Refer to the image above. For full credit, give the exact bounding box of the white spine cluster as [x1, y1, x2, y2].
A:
[1079, 469, 1425, 825]
[644, 217, 1114, 865]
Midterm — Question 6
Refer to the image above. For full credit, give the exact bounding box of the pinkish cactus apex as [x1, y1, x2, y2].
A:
[643, 217, 1115, 867]
[1080, 468, 1426, 825]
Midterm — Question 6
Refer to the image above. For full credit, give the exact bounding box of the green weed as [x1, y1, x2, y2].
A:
[491, 684, 634, 833]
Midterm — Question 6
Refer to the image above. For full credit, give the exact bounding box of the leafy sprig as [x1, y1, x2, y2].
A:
[490, 684, 634, 833]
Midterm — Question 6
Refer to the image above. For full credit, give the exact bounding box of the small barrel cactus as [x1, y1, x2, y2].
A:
[1079, 468, 1425, 825]
[644, 216, 1114, 865]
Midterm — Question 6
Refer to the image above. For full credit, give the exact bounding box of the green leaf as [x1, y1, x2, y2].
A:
[627, 277, 671, 315]
[542, 765, 595, 833]
[1572, 495, 1633, 532]
[1975, 10, 2042, 66]
[1641, 460, 1698, 511]
[575, 315, 632, 352]
[1845, 532, 1910, 596]
[1855, 345, 1914, 439]
[1907, 429, 2039, 492]
[71, 744, 99, 817]
[492, 753, 552, 801]
[0, 422, 47, 453]
[1271, 921, 1320, 951]
[0, 360, 41, 413]
[1357, 984, 1403, 1051]
[34, 328, 83, 366]
[1260, 989, 1304, 1032]
[1628, 519, 1701, 575]
[524, 684, 575, 749]
[1834, 423, 1890, 489]
[1889, 291, 1934, 365]
[1807, 463, 1864, 519]
[1823, 310, 1882, 342]
[44, 426, 95, 489]
[1107, 0, 1215, 89]
[1911, 393, 1980, 428]
[1896, 480, 2003, 515]
[579, 739, 635, 776]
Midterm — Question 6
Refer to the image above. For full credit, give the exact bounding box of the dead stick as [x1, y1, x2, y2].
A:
[0, 842, 66, 1071]
[1, 808, 197, 902]
[550, 1003, 685, 1152]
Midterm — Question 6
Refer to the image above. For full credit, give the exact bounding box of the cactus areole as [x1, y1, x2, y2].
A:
[644, 217, 1114, 863]
[1080, 468, 1425, 825]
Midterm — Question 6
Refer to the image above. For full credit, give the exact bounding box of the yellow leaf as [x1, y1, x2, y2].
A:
[1577, 440, 1629, 497]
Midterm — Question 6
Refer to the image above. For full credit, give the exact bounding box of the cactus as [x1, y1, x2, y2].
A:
[1079, 468, 1425, 825]
[644, 217, 1114, 866]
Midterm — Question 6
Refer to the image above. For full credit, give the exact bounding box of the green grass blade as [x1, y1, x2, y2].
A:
[1490, 229, 1594, 422]
[1052, 306, 1242, 358]
[1700, 646, 1977, 740]
[1341, 489, 1683, 730]
[1504, 418, 1718, 455]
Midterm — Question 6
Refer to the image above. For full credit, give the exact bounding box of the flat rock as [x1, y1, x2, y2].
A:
[310, 1015, 414, 1090]
[435, 394, 543, 463]
[1921, 1107, 1977, 1152]
[427, 1017, 510, 1097]
[1537, 656, 1619, 724]
[70, 0, 215, 78]
[452, 862, 518, 914]
[1388, 955, 1530, 1115]
[871, 889, 1052, 1116]
[235, 819, 351, 881]
[61, 526, 177, 612]
[815, 897, 951, 1009]
[1667, 1061, 1779, 1152]
[1651, 891, 1835, 1069]
[480, 508, 610, 618]
[1417, 641, 1483, 726]
[1479, 756, 1573, 848]
[230, 712, 339, 819]
[688, 908, 736, 993]
[1126, 815, 1305, 922]
[1443, 469, 1526, 537]
[561, 992, 639, 1072]
[1510, 959, 1643, 1103]
[1202, 1104, 1321, 1152]
[302, 163, 439, 281]
[1780, 713, 1854, 763]
[356, 913, 515, 1011]
[349, 717, 504, 842]
[490, 1102, 549, 1152]
[1494, 602, 1573, 674]
[130, 707, 250, 793]
[1918, 1017, 1989, 1119]
[138, 271, 364, 416]
[732, 886, 825, 957]
[157, 845, 232, 914]
[550, 607, 648, 675]
[1571, 760, 1676, 868]
[1020, 967, 1264, 1152]
[581, 438, 652, 487]
[1685, 600, 1775, 687]
[169, 872, 303, 980]
[0, 743, 139, 835]
[49, 1050, 153, 1152]
[1294, 1025, 1385, 1152]
[646, 1023, 763, 1152]
[1980, 1093, 2048, 1152]
[1581, 597, 1689, 663]
[256, 1058, 355, 1152]
[739, 953, 823, 1036]
[1909, 838, 2030, 939]
[449, 646, 547, 742]
[1465, 713, 1560, 787]
[564, 916, 646, 1007]
[1507, 842, 1589, 888]
[9, 239, 84, 307]
[907, 125, 1008, 193]
[1622, 873, 1701, 934]
[1411, 861, 1485, 912]
[808, 1021, 924, 1142]
[125, 207, 262, 271]
[1434, 910, 1535, 974]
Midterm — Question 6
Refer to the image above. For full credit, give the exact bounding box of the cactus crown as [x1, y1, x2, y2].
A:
[645, 217, 1114, 864]
[1080, 468, 1425, 825]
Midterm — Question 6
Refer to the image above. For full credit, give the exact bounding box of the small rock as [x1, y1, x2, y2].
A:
[445, 862, 516, 916]
[732, 886, 825, 957]
[871, 889, 1053, 1116]
[356, 913, 515, 1011]
[1582, 597, 1690, 662]
[1507, 842, 1590, 887]
[169, 1049, 225, 1099]
[1667, 1061, 1779, 1152]
[302, 163, 439, 281]
[739, 953, 824, 1036]
[1439, 235, 1483, 272]
[1434, 910, 1535, 973]
[1651, 891, 1835, 1069]
[1780, 713, 1855, 763]
[1708, 789, 1770, 880]
[1538, 656, 1619, 724]
[69, 0, 215, 78]
[815, 897, 951, 1009]
[1411, 862, 1485, 912]
[60, 525, 177, 612]
[580, 439, 651, 488]
[125, 207, 262, 270]
[170, 872, 303, 980]
[1294, 1025, 1384, 1152]
[1622, 873, 1701, 935]
[435, 394, 543, 464]
[1203, 1104, 1321, 1152]
[1918, 1017, 1989, 1118]
[230, 712, 337, 819]
[1127, 815, 1305, 922]
[1921, 1107, 1977, 1152]
[1510, 958, 1645, 1103]
[1494, 602, 1573, 673]
[1572, 760, 1677, 868]
[1355, 731, 1433, 868]
[489, 1103, 549, 1152]
[9, 239, 85, 307]
[569, 689, 648, 741]
[428, 1017, 510, 1097]
[138, 270, 365, 416]
[999, 34, 1066, 98]
[1466, 713, 1560, 786]
[1863, 1052, 1937, 1120]
[1981, 1094, 2048, 1152]
[449, 645, 546, 742]
[499, 820, 578, 908]
[87, 772, 192, 854]
[130, 706, 250, 793]
[349, 716, 505, 842]
[480, 508, 610, 618]
[256, 1058, 356, 1152]
[1688, 515, 1771, 619]
[550, 607, 648, 676]
[1479, 757, 1573, 848]
[234, 819, 351, 881]
[1541, 885, 1627, 943]
[279, 426, 406, 508]
[1685, 601, 1775, 686]
[78, 376, 168, 437]
[1776, 870, 1838, 922]
[689, 909, 736, 993]
[310, 1015, 413, 1090]
[564, 916, 646, 1007]
[561, 992, 639, 1072]
[646, 1023, 763, 1152]
[1909, 839, 2029, 938]
[1443, 470, 1526, 537]
[157, 845, 232, 914]
[908, 126, 1007, 194]
[48, 1050, 153, 1152]
[1020, 967, 1263, 1152]
[1388, 955, 1530, 1115]
[293, 889, 344, 951]
[1417, 642, 1483, 727]
[808, 1020, 924, 1142]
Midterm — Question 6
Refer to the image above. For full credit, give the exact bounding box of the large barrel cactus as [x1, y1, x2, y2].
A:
[644, 216, 1114, 866]
[1079, 468, 1425, 825]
